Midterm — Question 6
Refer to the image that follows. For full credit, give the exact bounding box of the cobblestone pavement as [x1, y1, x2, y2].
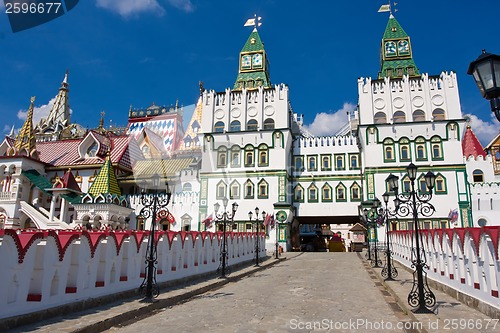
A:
[105, 252, 413, 333]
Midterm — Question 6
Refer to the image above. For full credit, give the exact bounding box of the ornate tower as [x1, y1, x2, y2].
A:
[233, 28, 271, 90]
[378, 14, 420, 79]
[14, 96, 37, 154]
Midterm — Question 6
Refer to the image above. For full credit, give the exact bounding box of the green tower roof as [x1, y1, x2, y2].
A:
[233, 28, 271, 90]
[378, 14, 420, 79]
[87, 155, 121, 196]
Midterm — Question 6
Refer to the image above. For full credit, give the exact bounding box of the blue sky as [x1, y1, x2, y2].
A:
[0, 0, 499, 144]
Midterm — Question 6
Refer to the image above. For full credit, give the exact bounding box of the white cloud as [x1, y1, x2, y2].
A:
[166, 0, 194, 12]
[95, 0, 165, 17]
[17, 97, 56, 125]
[303, 102, 356, 136]
[464, 113, 500, 146]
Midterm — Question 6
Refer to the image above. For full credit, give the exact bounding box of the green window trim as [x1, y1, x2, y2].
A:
[399, 144, 411, 162]
[230, 147, 241, 167]
[434, 174, 447, 195]
[294, 156, 305, 172]
[349, 154, 360, 170]
[307, 155, 318, 171]
[334, 154, 345, 170]
[336, 183, 347, 202]
[244, 181, 254, 199]
[258, 145, 269, 167]
[415, 137, 427, 161]
[322, 183, 333, 202]
[257, 180, 269, 199]
[350, 183, 361, 201]
[321, 154, 331, 171]
[294, 185, 304, 203]
[216, 181, 227, 199]
[217, 147, 227, 168]
[244, 146, 254, 167]
[308, 184, 319, 203]
[229, 181, 240, 199]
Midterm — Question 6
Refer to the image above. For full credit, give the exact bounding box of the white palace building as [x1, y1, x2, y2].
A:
[0, 13, 499, 253]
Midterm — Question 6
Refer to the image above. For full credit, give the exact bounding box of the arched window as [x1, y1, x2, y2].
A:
[258, 144, 268, 167]
[432, 109, 446, 121]
[87, 142, 98, 157]
[263, 118, 275, 130]
[374, 112, 387, 124]
[214, 121, 225, 133]
[244, 145, 254, 167]
[229, 120, 241, 132]
[247, 119, 258, 131]
[182, 183, 192, 192]
[415, 137, 427, 160]
[217, 146, 227, 168]
[393, 111, 406, 123]
[412, 110, 425, 122]
[231, 146, 240, 167]
[473, 169, 484, 183]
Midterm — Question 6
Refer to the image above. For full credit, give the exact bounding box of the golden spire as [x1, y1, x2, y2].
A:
[14, 96, 37, 152]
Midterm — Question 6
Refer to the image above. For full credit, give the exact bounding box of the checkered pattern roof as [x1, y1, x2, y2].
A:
[88, 156, 121, 196]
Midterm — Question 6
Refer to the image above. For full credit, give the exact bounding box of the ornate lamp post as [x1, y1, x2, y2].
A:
[380, 191, 398, 281]
[386, 163, 436, 313]
[363, 198, 383, 268]
[138, 173, 172, 300]
[358, 204, 372, 261]
[248, 207, 265, 266]
[467, 50, 500, 122]
[214, 197, 238, 278]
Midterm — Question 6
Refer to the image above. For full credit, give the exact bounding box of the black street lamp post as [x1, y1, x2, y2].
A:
[386, 163, 436, 313]
[138, 173, 172, 300]
[467, 50, 500, 122]
[214, 197, 238, 278]
[358, 205, 372, 261]
[363, 199, 383, 268]
[274, 220, 280, 259]
[248, 207, 265, 266]
[380, 191, 398, 281]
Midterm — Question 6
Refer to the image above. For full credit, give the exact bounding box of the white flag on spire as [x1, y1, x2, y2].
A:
[244, 18, 256, 27]
[378, 4, 391, 12]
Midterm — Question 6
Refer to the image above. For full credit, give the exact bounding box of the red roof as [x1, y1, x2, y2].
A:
[462, 126, 486, 159]
[36, 133, 140, 169]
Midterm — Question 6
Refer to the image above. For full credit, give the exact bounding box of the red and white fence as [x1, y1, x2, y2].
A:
[0, 229, 265, 319]
[390, 227, 500, 309]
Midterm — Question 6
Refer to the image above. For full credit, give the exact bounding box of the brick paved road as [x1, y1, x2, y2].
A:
[106, 253, 413, 332]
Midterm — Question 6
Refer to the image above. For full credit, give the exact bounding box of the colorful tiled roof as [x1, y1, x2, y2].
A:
[378, 14, 420, 79]
[462, 126, 486, 158]
[21, 169, 53, 195]
[87, 155, 121, 196]
[233, 28, 271, 90]
[36, 132, 137, 169]
[133, 157, 194, 179]
[178, 96, 202, 152]
[35, 71, 70, 131]
[14, 96, 37, 153]
[55, 169, 81, 192]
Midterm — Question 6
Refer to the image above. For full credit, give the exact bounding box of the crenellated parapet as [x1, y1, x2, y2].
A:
[294, 135, 358, 149]
[358, 72, 462, 125]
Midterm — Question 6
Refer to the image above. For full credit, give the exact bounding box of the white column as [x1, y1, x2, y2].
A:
[60, 197, 68, 223]
[48, 194, 57, 223]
